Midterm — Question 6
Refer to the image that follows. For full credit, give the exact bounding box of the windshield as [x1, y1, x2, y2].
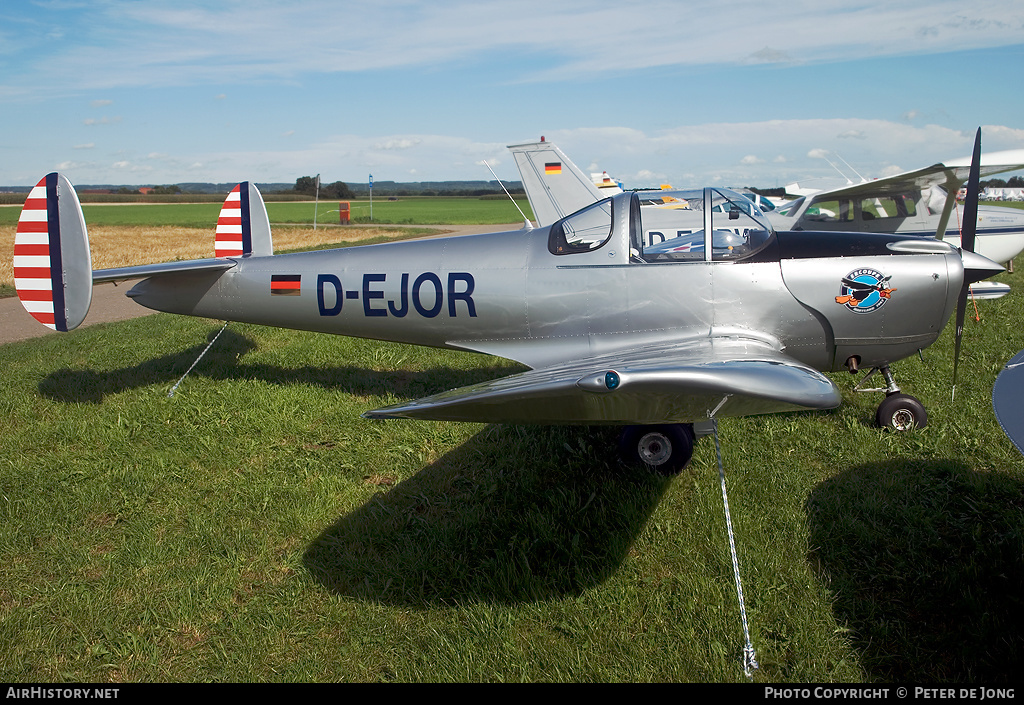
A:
[635, 188, 774, 262]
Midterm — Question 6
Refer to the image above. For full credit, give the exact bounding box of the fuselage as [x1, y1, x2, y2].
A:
[127, 189, 991, 378]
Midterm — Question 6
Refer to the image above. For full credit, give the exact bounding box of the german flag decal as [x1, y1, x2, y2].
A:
[271, 274, 301, 296]
[545, 162, 562, 175]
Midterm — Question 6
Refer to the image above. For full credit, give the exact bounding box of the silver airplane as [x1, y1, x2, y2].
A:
[12, 133, 1002, 475]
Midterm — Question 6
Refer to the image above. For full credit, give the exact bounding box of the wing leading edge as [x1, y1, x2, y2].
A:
[364, 338, 842, 423]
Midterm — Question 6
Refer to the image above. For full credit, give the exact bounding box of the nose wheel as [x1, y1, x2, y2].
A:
[854, 364, 928, 431]
[875, 393, 928, 430]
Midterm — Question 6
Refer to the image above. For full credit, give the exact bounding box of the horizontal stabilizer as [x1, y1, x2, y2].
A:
[93, 258, 236, 284]
[365, 338, 841, 424]
[215, 182, 273, 257]
[14, 173, 92, 331]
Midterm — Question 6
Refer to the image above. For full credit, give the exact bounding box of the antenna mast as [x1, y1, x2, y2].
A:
[482, 160, 533, 229]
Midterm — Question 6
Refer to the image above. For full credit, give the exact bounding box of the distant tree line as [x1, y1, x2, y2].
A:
[981, 176, 1024, 189]
[292, 176, 353, 199]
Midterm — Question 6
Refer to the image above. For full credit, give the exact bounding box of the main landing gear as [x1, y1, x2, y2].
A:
[851, 362, 928, 431]
[618, 423, 696, 475]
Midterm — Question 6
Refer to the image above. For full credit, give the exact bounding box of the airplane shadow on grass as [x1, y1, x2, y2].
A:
[36, 327, 676, 605]
[806, 459, 1024, 682]
[37, 328, 522, 404]
[303, 423, 674, 607]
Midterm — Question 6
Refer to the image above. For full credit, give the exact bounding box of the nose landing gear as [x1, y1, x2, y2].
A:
[854, 364, 928, 430]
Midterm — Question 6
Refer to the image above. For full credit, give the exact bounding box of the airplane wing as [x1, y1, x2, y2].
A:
[508, 140, 621, 227]
[788, 149, 1024, 239]
[364, 337, 841, 424]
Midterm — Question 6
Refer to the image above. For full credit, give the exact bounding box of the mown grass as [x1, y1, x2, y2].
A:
[1, 261, 1022, 682]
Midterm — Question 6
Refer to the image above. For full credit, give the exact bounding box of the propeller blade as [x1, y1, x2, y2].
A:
[952, 289, 968, 401]
[952, 128, 983, 401]
[961, 128, 982, 256]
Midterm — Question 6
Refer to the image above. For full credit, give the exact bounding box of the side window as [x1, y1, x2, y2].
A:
[549, 199, 614, 255]
[860, 195, 916, 219]
[805, 199, 852, 222]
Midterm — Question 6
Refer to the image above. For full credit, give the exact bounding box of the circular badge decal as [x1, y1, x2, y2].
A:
[835, 268, 896, 314]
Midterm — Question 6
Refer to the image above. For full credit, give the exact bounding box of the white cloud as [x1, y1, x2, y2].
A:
[540, 119, 1024, 189]
[19, 117, 1024, 187]
[8, 1, 1024, 93]
[83, 116, 121, 126]
[374, 138, 422, 151]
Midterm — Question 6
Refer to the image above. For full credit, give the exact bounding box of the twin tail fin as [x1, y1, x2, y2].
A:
[13, 174, 272, 332]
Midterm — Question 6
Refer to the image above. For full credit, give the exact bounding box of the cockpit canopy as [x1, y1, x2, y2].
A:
[548, 187, 776, 262]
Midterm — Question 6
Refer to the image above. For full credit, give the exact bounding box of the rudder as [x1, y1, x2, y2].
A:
[14, 173, 92, 331]
[215, 182, 273, 258]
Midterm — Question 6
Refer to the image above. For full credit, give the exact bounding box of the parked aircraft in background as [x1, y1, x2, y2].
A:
[772, 150, 1024, 265]
[14, 133, 1002, 474]
[509, 138, 1023, 299]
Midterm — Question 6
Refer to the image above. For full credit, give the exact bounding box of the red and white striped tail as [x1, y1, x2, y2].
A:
[214, 182, 273, 258]
[14, 173, 92, 331]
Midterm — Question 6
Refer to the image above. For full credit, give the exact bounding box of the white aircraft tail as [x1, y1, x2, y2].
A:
[214, 181, 273, 257]
[14, 173, 93, 331]
[508, 139, 621, 227]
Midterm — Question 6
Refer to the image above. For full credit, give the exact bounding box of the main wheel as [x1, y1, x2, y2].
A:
[875, 393, 928, 431]
[618, 424, 695, 476]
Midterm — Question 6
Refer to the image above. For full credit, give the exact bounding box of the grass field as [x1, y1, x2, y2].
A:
[1, 275, 1021, 682]
[1, 199, 1022, 682]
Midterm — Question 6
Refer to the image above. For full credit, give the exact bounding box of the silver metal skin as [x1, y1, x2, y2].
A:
[115, 188, 999, 424]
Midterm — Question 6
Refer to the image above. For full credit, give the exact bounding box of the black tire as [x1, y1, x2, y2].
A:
[618, 424, 695, 476]
[875, 393, 928, 431]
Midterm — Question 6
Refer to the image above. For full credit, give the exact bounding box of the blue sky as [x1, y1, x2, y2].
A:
[3, 0, 1024, 190]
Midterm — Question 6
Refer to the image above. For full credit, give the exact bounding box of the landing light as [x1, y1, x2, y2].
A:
[605, 370, 621, 390]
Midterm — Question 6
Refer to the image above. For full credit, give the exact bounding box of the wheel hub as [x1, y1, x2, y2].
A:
[890, 409, 916, 431]
[638, 432, 672, 465]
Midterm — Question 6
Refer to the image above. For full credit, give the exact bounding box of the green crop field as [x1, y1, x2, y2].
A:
[0, 197, 534, 228]
[1, 263, 1022, 682]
